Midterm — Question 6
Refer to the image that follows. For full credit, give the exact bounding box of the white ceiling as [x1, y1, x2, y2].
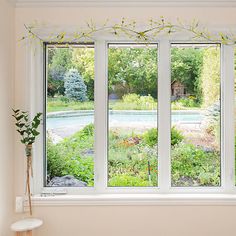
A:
[11, 0, 236, 7]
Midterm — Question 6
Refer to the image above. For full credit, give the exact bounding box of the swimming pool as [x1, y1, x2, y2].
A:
[46, 110, 203, 130]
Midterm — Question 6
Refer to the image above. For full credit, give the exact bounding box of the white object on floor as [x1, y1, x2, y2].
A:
[11, 218, 43, 236]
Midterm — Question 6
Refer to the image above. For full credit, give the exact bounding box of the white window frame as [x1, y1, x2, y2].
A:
[28, 33, 236, 199]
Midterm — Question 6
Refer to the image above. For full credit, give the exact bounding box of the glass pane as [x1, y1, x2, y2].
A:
[171, 43, 221, 187]
[108, 43, 158, 187]
[46, 44, 95, 187]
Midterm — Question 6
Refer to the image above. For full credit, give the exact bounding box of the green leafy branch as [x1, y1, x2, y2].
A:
[19, 17, 236, 45]
[12, 109, 42, 146]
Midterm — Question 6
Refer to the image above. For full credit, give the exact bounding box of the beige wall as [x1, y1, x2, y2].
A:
[14, 6, 236, 236]
[33, 205, 236, 236]
[0, 0, 14, 235]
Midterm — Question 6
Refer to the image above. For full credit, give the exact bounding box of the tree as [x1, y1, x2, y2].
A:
[108, 47, 158, 98]
[72, 48, 95, 100]
[47, 48, 73, 97]
[64, 69, 87, 101]
[200, 47, 220, 107]
[171, 47, 203, 101]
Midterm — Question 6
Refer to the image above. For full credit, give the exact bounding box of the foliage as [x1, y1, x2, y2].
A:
[108, 47, 158, 99]
[12, 109, 42, 145]
[47, 137, 66, 179]
[22, 18, 236, 46]
[47, 76, 64, 97]
[142, 126, 183, 147]
[47, 124, 222, 187]
[12, 109, 42, 216]
[171, 126, 184, 146]
[47, 45, 207, 107]
[111, 93, 156, 110]
[72, 48, 95, 100]
[171, 96, 200, 110]
[64, 69, 88, 101]
[47, 48, 73, 97]
[171, 143, 220, 186]
[200, 47, 221, 107]
[203, 102, 220, 145]
[171, 47, 203, 101]
[47, 124, 94, 185]
[143, 128, 158, 147]
[109, 174, 150, 187]
[122, 93, 140, 103]
[108, 131, 158, 186]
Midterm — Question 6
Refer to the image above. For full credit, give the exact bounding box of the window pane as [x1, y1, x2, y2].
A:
[108, 43, 158, 187]
[171, 44, 221, 187]
[45, 44, 95, 187]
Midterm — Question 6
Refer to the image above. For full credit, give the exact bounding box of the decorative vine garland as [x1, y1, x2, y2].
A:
[20, 17, 236, 45]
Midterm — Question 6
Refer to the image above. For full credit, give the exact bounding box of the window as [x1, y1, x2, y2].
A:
[107, 43, 158, 187]
[41, 40, 235, 195]
[170, 43, 221, 187]
[45, 44, 95, 187]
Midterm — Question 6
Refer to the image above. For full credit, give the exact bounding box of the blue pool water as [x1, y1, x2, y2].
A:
[47, 110, 203, 130]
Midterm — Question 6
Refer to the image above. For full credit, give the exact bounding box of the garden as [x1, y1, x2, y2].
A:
[46, 43, 223, 187]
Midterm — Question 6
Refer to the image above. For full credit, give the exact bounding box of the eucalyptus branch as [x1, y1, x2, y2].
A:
[12, 109, 42, 216]
[12, 109, 42, 145]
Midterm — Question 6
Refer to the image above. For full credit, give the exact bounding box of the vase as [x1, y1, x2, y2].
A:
[25, 144, 33, 216]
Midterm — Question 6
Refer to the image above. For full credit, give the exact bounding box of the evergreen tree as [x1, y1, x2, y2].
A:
[64, 69, 87, 101]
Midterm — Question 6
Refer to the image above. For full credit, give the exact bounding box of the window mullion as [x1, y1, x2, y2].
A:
[221, 44, 235, 192]
[158, 39, 171, 192]
[94, 40, 107, 193]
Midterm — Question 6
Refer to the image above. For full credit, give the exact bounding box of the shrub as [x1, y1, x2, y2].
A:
[177, 97, 198, 107]
[108, 174, 150, 187]
[46, 124, 94, 185]
[112, 93, 156, 110]
[139, 95, 156, 109]
[80, 123, 94, 137]
[142, 127, 183, 147]
[47, 137, 65, 180]
[171, 97, 199, 110]
[171, 126, 184, 146]
[171, 143, 220, 186]
[122, 93, 140, 104]
[64, 69, 87, 101]
[143, 128, 158, 147]
[204, 102, 220, 144]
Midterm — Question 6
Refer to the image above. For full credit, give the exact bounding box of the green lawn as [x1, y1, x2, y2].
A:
[47, 96, 200, 112]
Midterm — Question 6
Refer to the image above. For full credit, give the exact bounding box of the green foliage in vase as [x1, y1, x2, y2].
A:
[12, 109, 42, 145]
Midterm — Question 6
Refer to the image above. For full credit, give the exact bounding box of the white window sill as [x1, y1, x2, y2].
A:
[31, 193, 236, 206]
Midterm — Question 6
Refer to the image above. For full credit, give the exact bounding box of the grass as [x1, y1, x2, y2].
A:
[48, 96, 201, 112]
[47, 97, 94, 112]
